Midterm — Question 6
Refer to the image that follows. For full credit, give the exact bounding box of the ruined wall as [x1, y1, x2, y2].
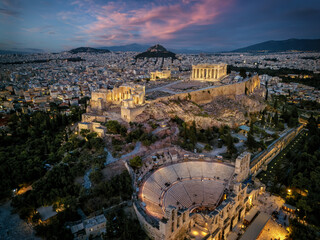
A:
[82, 113, 107, 123]
[121, 105, 146, 122]
[152, 75, 260, 105]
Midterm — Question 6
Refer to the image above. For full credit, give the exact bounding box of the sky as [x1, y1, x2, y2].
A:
[0, 0, 320, 52]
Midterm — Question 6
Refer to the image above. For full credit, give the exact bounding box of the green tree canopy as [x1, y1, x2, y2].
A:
[129, 156, 143, 169]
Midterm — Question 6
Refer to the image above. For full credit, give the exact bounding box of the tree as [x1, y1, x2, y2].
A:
[246, 122, 257, 150]
[80, 129, 90, 137]
[226, 133, 237, 155]
[261, 113, 265, 126]
[79, 96, 90, 108]
[273, 112, 279, 127]
[106, 120, 127, 135]
[246, 133, 256, 150]
[90, 170, 103, 184]
[204, 144, 213, 151]
[129, 156, 142, 169]
[273, 98, 278, 109]
[307, 114, 318, 136]
[239, 68, 247, 79]
[265, 81, 269, 100]
[288, 218, 318, 240]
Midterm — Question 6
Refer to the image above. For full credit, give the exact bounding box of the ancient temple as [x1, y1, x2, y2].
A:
[191, 63, 227, 81]
[150, 70, 171, 80]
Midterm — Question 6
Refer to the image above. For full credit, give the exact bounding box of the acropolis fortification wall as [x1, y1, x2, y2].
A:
[152, 75, 260, 105]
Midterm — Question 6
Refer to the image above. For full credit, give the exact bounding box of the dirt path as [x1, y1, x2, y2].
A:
[0, 201, 40, 240]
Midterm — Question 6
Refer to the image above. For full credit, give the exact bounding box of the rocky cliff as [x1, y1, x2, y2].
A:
[135, 88, 266, 128]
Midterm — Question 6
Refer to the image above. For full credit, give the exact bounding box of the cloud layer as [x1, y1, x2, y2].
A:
[82, 0, 230, 45]
[1, 0, 320, 51]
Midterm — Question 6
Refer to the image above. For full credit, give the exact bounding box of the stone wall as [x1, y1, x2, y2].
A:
[250, 124, 304, 176]
[82, 113, 107, 123]
[152, 75, 260, 105]
[121, 105, 146, 122]
[235, 152, 251, 182]
[78, 122, 106, 137]
[133, 202, 163, 240]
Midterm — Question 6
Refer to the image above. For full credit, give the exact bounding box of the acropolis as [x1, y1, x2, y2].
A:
[191, 63, 227, 81]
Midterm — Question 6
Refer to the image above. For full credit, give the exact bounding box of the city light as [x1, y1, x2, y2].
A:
[0, 4, 318, 239]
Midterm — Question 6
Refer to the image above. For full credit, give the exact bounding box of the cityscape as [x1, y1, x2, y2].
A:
[0, 0, 320, 240]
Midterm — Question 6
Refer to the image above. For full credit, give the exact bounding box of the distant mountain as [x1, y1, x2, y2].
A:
[99, 43, 215, 54]
[0, 48, 44, 55]
[135, 44, 177, 59]
[0, 50, 29, 55]
[100, 43, 150, 52]
[69, 47, 110, 54]
[233, 38, 320, 52]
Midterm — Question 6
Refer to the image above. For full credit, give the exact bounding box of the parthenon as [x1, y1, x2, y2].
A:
[191, 63, 227, 81]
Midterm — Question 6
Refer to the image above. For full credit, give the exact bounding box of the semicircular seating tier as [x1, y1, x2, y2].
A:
[140, 161, 235, 219]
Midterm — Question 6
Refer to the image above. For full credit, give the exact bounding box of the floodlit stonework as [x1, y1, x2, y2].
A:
[191, 64, 227, 81]
[133, 152, 263, 240]
[121, 98, 146, 122]
[78, 83, 146, 135]
[150, 70, 171, 80]
[88, 84, 145, 112]
[78, 122, 106, 138]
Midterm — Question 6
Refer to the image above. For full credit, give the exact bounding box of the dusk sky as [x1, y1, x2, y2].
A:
[1, 0, 320, 52]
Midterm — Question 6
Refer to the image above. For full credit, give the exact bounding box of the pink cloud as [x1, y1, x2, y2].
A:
[83, 0, 231, 45]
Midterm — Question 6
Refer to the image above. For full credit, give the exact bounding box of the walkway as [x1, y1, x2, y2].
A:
[121, 141, 142, 159]
[83, 168, 92, 189]
[146, 81, 182, 93]
[0, 201, 40, 240]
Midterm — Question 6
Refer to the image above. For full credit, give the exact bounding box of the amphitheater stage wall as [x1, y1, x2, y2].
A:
[152, 75, 260, 105]
[133, 202, 163, 240]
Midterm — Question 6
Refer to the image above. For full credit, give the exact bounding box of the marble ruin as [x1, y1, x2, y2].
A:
[87, 84, 145, 112]
[78, 64, 261, 136]
[78, 84, 146, 136]
[150, 70, 171, 81]
[78, 122, 106, 138]
[191, 63, 227, 81]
